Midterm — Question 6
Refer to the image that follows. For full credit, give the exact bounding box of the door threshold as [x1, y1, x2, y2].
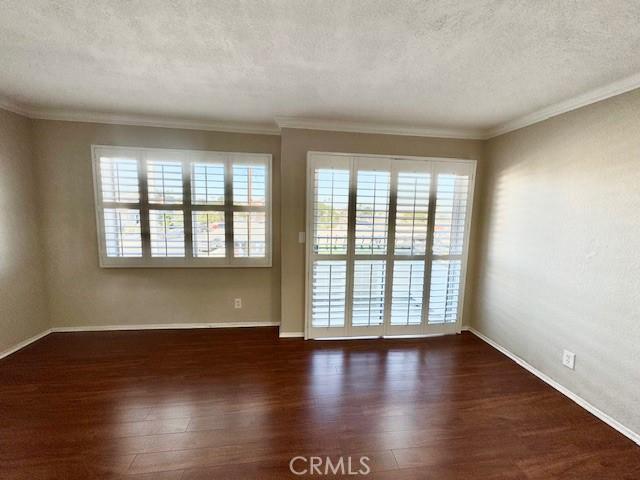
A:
[311, 333, 452, 341]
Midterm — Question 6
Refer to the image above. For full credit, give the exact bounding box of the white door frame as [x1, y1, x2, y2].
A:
[305, 151, 476, 340]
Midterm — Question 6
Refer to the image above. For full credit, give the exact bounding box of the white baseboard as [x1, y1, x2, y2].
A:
[466, 327, 640, 446]
[279, 331, 304, 338]
[0, 329, 52, 360]
[51, 322, 279, 332]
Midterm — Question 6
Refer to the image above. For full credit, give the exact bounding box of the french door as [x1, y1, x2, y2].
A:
[305, 152, 475, 339]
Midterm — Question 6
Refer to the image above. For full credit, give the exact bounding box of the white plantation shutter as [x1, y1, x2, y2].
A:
[103, 208, 142, 257]
[352, 260, 386, 326]
[388, 170, 431, 329]
[144, 152, 188, 258]
[149, 210, 185, 257]
[394, 172, 430, 255]
[390, 260, 424, 325]
[309, 156, 351, 332]
[231, 159, 269, 260]
[147, 161, 183, 204]
[190, 159, 226, 259]
[95, 149, 143, 262]
[306, 153, 475, 338]
[233, 164, 266, 206]
[428, 260, 462, 323]
[191, 163, 225, 205]
[428, 170, 470, 324]
[192, 211, 225, 258]
[99, 157, 139, 203]
[312, 261, 347, 327]
[355, 171, 390, 255]
[348, 158, 391, 335]
[92, 146, 271, 267]
[433, 173, 469, 256]
[233, 211, 266, 257]
[428, 169, 471, 324]
[313, 169, 350, 255]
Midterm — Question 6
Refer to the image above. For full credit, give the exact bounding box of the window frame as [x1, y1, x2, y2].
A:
[92, 145, 272, 268]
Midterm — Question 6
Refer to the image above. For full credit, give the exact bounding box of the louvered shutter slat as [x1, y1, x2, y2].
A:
[433, 174, 469, 256]
[355, 171, 390, 255]
[313, 169, 349, 255]
[192, 211, 225, 258]
[312, 261, 347, 327]
[149, 210, 185, 257]
[390, 260, 424, 325]
[191, 163, 225, 205]
[103, 208, 142, 257]
[428, 172, 469, 324]
[352, 260, 386, 326]
[394, 172, 430, 256]
[147, 161, 183, 204]
[233, 212, 266, 257]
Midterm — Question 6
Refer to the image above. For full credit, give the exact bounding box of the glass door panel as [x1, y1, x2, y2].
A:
[384, 160, 433, 336]
[307, 155, 351, 338]
[349, 157, 390, 336]
[390, 260, 424, 325]
[427, 163, 472, 329]
[352, 260, 386, 327]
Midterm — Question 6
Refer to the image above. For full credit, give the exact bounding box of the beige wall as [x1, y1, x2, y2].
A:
[279, 128, 484, 334]
[473, 89, 640, 434]
[0, 109, 49, 353]
[5, 118, 483, 337]
[31, 120, 281, 328]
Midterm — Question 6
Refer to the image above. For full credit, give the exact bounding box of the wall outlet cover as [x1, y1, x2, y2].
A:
[562, 349, 575, 370]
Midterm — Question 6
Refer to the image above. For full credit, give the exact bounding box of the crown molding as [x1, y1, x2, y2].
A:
[29, 108, 281, 135]
[0, 96, 32, 117]
[0, 97, 281, 136]
[275, 116, 486, 140]
[486, 72, 640, 139]
[5, 70, 640, 141]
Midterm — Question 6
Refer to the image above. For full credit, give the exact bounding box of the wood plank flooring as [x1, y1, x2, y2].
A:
[0, 328, 638, 479]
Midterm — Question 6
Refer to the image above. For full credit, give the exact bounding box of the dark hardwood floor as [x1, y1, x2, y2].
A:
[0, 328, 638, 479]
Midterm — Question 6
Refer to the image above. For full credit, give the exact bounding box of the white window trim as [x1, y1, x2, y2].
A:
[91, 145, 272, 268]
[304, 151, 476, 339]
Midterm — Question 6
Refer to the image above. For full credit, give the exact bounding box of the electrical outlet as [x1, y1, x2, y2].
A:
[298, 231, 306, 244]
[562, 350, 575, 370]
[234, 298, 242, 309]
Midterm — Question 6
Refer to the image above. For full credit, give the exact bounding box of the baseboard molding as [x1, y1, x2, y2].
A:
[279, 331, 304, 338]
[51, 322, 279, 332]
[467, 327, 640, 446]
[0, 329, 52, 360]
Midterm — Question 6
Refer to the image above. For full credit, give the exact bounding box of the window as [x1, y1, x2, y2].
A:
[306, 152, 475, 339]
[92, 146, 271, 267]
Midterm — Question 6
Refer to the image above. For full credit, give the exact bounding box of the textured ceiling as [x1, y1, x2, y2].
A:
[1, 0, 640, 134]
